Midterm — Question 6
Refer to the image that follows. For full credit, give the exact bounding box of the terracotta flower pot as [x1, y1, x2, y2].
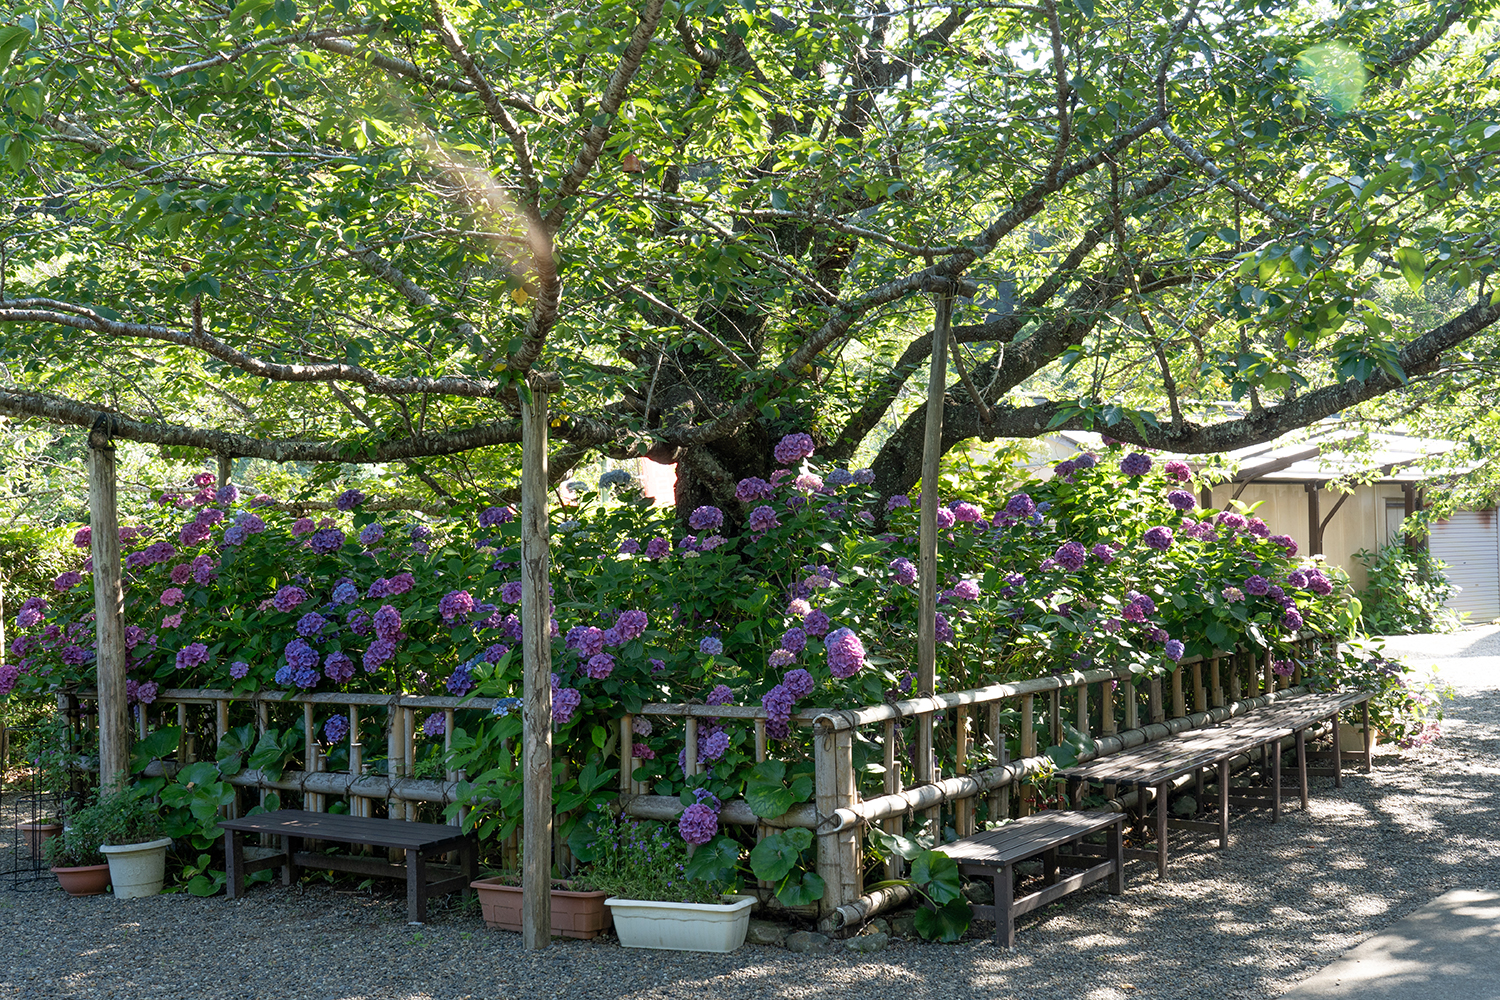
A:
[470, 877, 613, 939]
[18, 821, 64, 860]
[52, 863, 112, 897]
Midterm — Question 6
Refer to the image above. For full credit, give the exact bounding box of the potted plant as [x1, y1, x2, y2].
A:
[82, 786, 172, 898]
[585, 815, 754, 953]
[45, 805, 113, 897]
[469, 869, 613, 940]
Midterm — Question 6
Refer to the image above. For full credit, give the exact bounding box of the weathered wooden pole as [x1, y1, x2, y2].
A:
[88, 427, 130, 790]
[916, 292, 951, 831]
[520, 374, 559, 950]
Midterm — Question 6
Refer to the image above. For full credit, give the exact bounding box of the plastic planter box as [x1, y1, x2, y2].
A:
[605, 894, 756, 952]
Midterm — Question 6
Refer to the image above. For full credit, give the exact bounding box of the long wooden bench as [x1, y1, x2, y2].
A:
[941, 811, 1125, 947]
[221, 810, 478, 923]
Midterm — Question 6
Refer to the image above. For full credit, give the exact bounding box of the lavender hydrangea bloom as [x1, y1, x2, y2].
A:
[1222, 586, 1245, 602]
[335, 489, 366, 511]
[889, 557, 918, 586]
[229, 661, 250, 680]
[826, 469, 854, 488]
[825, 627, 866, 678]
[1091, 543, 1116, 565]
[373, 605, 402, 641]
[678, 803, 719, 846]
[688, 505, 724, 531]
[195, 508, 225, 528]
[1283, 609, 1304, 630]
[1074, 453, 1098, 470]
[948, 579, 979, 601]
[699, 730, 730, 764]
[773, 432, 816, 466]
[51, 571, 83, 592]
[176, 642, 210, 670]
[363, 638, 396, 672]
[618, 538, 641, 555]
[1164, 460, 1191, 482]
[699, 636, 724, 656]
[323, 715, 350, 743]
[935, 611, 956, 645]
[285, 638, 320, 670]
[736, 477, 775, 502]
[615, 610, 649, 641]
[553, 686, 581, 725]
[180, 522, 212, 547]
[780, 627, 807, 654]
[1307, 571, 1333, 596]
[762, 683, 794, 724]
[359, 522, 385, 546]
[1270, 534, 1299, 555]
[950, 501, 983, 523]
[324, 651, 355, 683]
[747, 505, 780, 533]
[347, 608, 373, 636]
[885, 494, 911, 512]
[1054, 541, 1087, 571]
[309, 528, 345, 555]
[1216, 512, 1248, 532]
[331, 580, 359, 605]
[1285, 569, 1310, 589]
[645, 537, 671, 560]
[782, 668, 814, 701]
[1247, 518, 1271, 538]
[1166, 490, 1196, 511]
[802, 609, 831, 638]
[1120, 452, 1152, 476]
[73, 526, 92, 548]
[439, 589, 474, 621]
[273, 585, 309, 613]
[1143, 526, 1174, 550]
[934, 507, 956, 530]
[585, 653, 615, 680]
[222, 524, 249, 546]
[478, 505, 512, 528]
[1005, 493, 1038, 521]
[703, 683, 733, 707]
[275, 664, 294, 686]
[1244, 575, 1271, 596]
[421, 712, 446, 738]
[768, 649, 796, 668]
[1164, 639, 1185, 661]
[296, 613, 328, 639]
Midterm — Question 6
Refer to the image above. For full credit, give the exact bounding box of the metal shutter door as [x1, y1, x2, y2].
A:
[1429, 510, 1500, 621]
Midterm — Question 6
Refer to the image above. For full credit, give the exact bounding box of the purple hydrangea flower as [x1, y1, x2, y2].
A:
[618, 538, 641, 555]
[180, 521, 212, 547]
[1270, 534, 1299, 555]
[678, 803, 719, 845]
[1282, 609, 1304, 630]
[229, 660, 250, 680]
[1120, 452, 1152, 476]
[176, 642, 210, 670]
[479, 505, 514, 527]
[373, 605, 402, 641]
[780, 627, 807, 654]
[747, 505, 780, 533]
[439, 589, 474, 622]
[222, 524, 249, 546]
[762, 683, 794, 723]
[890, 557, 918, 586]
[296, 613, 328, 639]
[309, 528, 345, 554]
[615, 610, 649, 641]
[284, 638, 320, 671]
[950, 501, 983, 523]
[195, 507, 225, 528]
[323, 715, 350, 743]
[331, 580, 359, 605]
[1244, 575, 1271, 596]
[1247, 517, 1271, 538]
[553, 686, 581, 725]
[935, 508, 956, 530]
[736, 477, 774, 502]
[885, 494, 911, 512]
[500, 581, 524, 605]
[335, 489, 366, 511]
[1307, 571, 1333, 596]
[773, 432, 816, 466]
[705, 683, 733, 706]
[421, 712, 446, 737]
[363, 638, 396, 672]
[803, 609, 831, 638]
[324, 651, 355, 683]
[1223, 586, 1245, 602]
[73, 526, 92, 548]
[699, 730, 730, 764]
[768, 649, 796, 668]
[953, 579, 981, 601]
[1217, 512, 1248, 532]
[585, 653, 615, 680]
[688, 505, 724, 531]
[783, 669, 814, 700]
[699, 636, 724, 657]
[825, 627, 866, 678]
[1164, 639, 1185, 661]
[1091, 543, 1116, 564]
[1054, 541, 1087, 571]
[1166, 490, 1195, 511]
[644, 537, 671, 560]
[1005, 493, 1037, 521]
[359, 522, 385, 546]
[1164, 460, 1191, 482]
[273, 585, 309, 613]
[1143, 526, 1174, 550]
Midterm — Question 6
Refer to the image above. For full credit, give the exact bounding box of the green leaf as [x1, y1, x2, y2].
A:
[1393, 247, 1426, 292]
[868, 825, 929, 861]
[909, 849, 964, 905]
[913, 898, 973, 942]
[249, 729, 287, 781]
[0, 25, 30, 72]
[684, 834, 740, 883]
[775, 870, 825, 907]
[743, 760, 796, 818]
[130, 727, 182, 774]
[749, 827, 813, 882]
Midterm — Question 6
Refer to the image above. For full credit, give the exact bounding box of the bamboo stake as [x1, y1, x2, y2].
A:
[403, 708, 417, 821]
[215, 699, 229, 740]
[1210, 656, 1223, 707]
[1124, 681, 1139, 731]
[177, 703, 189, 762]
[1019, 694, 1035, 816]
[620, 715, 633, 798]
[1077, 684, 1090, 739]
[1193, 662, 1206, 714]
[955, 706, 971, 837]
[348, 705, 363, 820]
[87, 431, 130, 791]
[989, 704, 1008, 826]
[1264, 650, 1275, 694]
[1171, 669, 1185, 719]
[832, 728, 860, 902]
[883, 718, 901, 880]
[1148, 678, 1164, 725]
[814, 724, 842, 914]
[1101, 679, 1116, 735]
[520, 376, 557, 951]
[684, 717, 699, 777]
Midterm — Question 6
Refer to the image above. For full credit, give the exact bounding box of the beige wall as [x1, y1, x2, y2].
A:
[1203, 481, 1409, 592]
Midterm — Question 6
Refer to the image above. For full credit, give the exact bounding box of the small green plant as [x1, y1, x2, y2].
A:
[1303, 640, 1457, 746]
[46, 785, 164, 867]
[580, 812, 724, 904]
[867, 827, 973, 942]
[1355, 543, 1464, 635]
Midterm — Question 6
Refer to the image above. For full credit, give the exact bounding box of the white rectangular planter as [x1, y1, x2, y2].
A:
[606, 894, 756, 952]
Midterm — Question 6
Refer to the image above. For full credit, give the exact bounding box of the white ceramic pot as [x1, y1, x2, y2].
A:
[606, 893, 756, 952]
[99, 837, 173, 898]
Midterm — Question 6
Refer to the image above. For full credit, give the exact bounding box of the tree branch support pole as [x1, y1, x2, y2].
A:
[88, 427, 130, 791]
[916, 291, 951, 835]
[521, 374, 559, 950]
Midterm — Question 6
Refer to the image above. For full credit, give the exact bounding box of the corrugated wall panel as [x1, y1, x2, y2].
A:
[1430, 510, 1500, 621]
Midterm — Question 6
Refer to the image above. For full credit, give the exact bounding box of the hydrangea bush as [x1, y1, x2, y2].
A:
[2, 440, 1360, 902]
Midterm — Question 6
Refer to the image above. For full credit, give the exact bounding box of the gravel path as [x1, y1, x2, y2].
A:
[3, 630, 1497, 1000]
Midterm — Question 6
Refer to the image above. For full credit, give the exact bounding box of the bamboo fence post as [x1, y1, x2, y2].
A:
[619, 715, 633, 799]
[403, 708, 417, 821]
[1193, 662, 1206, 714]
[1077, 684, 1089, 738]
[177, 703, 190, 762]
[87, 430, 130, 791]
[1019, 694, 1035, 817]
[1210, 656, 1223, 707]
[215, 698, 229, 741]
[1148, 678, 1164, 725]
[814, 724, 843, 915]
[1171, 669, 1185, 719]
[1124, 680, 1139, 731]
[1048, 689, 1061, 748]
[303, 703, 320, 813]
[1263, 650, 1274, 695]
[520, 374, 558, 951]
[444, 709, 458, 837]
[989, 704, 1008, 825]
[1101, 678, 1116, 735]
[684, 717, 699, 777]
[1229, 653, 1241, 701]
[883, 718, 902, 879]
[348, 705, 363, 820]
[954, 706, 971, 837]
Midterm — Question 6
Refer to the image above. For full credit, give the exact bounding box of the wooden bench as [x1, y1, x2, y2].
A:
[940, 811, 1125, 947]
[221, 810, 478, 923]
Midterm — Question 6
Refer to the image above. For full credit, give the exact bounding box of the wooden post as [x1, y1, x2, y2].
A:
[1306, 481, 1322, 556]
[1019, 694, 1035, 817]
[684, 717, 699, 777]
[955, 705, 971, 837]
[1077, 684, 1089, 739]
[814, 723, 842, 914]
[1171, 669, 1185, 719]
[1210, 656, 1223, 707]
[88, 430, 130, 791]
[303, 703, 321, 813]
[884, 717, 902, 878]
[1148, 678, 1164, 725]
[833, 728, 860, 899]
[1193, 662, 1206, 714]
[1124, 680, 1139, 731]
[989, 704, 1008, 825]
[1101, 678, 1116, 735]
[914, 293, 950, 819]
[520, 375, 557, 951]
[348, 705, 363, 820]
[619, 715, 633, 798]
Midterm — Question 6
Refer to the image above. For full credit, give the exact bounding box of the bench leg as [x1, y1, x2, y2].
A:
[1042, 847, 1058, 887]
[994, 862, 1014, 948]
[1362, 701, 1373, 773]
[1297, 729, 1309, 810]
[461, 838, 478, 903]
[1217, 760, 1229, 849]
[225, 829, 245, 900]
[1331, 714, 1342, 788]
[282, 835, 300, 887]
[1155, 781, 1168, 877]
[1270, 741, 1281, 822]
[407, 848, 427, 923]
[1107, 819, 1124, 895]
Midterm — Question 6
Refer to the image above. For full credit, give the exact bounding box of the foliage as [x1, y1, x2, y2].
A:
[580, 812, 724, 905]
[64, 785, 164, 851]
[20, 710, 81, 807]
[1, 1, 1498, 513]
[1355, 543, 1465, 635]
[867, 827, 973, 943]
[1303, 640, 1456, 747]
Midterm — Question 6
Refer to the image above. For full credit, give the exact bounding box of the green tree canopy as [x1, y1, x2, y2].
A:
[1, 0, 1498, 513]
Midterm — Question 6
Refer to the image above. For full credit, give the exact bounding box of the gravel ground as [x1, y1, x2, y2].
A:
[2, 629, 1497, 1000]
